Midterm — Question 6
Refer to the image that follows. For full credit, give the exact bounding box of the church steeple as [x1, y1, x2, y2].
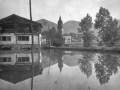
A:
[58, 58, 63, 73]
[57, 16, 63, 35]
[57, 53, 63, 73]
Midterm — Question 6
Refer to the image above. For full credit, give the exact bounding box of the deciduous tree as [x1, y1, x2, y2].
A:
[94, 7, 120, 47]
[78, 14, 94, 47]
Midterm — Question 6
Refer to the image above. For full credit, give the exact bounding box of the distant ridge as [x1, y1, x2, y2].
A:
[63, 20, 79, 34]
[37, 19, 120, 34]
[37, 19, 57, 32]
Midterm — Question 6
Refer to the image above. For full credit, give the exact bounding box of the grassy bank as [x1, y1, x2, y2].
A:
[43, 46, 120, 54]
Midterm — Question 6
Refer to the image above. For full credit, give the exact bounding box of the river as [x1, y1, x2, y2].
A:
[0, 49, 120, 90]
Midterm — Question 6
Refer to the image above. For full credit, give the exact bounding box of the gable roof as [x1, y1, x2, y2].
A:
[0, 14, 42, 28]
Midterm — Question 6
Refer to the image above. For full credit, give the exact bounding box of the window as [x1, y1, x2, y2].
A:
[0, 36, 11, 41]
[18, 36, 29, 41]
[18, 57, 29, 62]
[0, 57, 11, 62]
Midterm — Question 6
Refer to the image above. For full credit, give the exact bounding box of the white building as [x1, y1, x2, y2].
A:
[0, 14, 42, 50]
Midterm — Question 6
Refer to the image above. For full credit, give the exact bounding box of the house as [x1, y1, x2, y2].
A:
[63, 34, 72, 44]
[41, 35, 47, 45]
[69, 33, 83, 43]
[0, 14, 42, 50]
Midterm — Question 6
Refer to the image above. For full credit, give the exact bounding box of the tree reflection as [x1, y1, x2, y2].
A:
[95, 54, 120, 85]
[78, 53, 94, 78]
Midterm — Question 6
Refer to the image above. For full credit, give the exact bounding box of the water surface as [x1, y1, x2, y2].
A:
[0, 49, 120, 90]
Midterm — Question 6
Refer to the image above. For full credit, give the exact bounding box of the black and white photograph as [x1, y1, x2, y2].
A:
[0, 0, 120, 90]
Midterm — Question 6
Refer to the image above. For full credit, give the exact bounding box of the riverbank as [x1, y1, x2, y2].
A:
[43, 46, 120, 54]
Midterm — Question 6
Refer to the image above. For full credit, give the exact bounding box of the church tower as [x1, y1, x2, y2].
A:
[57, 52, 63, 73]
[58, 57, 63, 73]
[57, 16, 63, 35]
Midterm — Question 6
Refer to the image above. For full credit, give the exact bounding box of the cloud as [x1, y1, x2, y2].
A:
[44, 0, 59, 6]
[96, 0, 104, 2]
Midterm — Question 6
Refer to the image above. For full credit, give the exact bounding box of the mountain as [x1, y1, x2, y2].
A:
[37, 19, 120, 35]
[63, 20, 79, 34]
[37, 19, 57, 32]
[37, 19, 80, 34]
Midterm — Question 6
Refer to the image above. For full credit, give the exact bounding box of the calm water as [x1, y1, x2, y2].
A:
[0, 49, 120, 90]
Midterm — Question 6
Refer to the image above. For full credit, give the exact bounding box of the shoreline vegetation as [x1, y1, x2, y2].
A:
[0, 45, 120, 55]
[43, 46, 120, 54]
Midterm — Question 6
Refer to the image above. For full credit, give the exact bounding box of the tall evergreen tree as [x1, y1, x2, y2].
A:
[78, 14, 94, 47]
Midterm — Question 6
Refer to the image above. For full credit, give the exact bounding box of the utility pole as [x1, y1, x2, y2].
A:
[29, 0, 34, 90]
[47, 22, 50, 47]
[29, 0, 34, 50]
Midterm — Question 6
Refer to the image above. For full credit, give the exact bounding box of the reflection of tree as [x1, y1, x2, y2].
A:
[42, 50, 64, 62]
[44, 50, 64, 72]
[78, 53, 94, 78]
[95, 54, 120, 85]
[51, 50, 64, 62]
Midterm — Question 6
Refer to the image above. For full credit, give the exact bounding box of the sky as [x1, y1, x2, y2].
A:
[0, 0, 120, 23]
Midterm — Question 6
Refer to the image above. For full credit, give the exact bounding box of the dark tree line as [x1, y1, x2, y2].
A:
[78, 7, 120, 47]
[42, 26, 64, 47]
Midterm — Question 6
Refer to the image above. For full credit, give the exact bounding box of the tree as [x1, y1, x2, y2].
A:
[49, 26, 57, 45]
[94, 7, 120, 47]
[52, 33, 65, 47]
[94, 54, 120, 85]
[42, 26, 57, 45]
[49, 26, 56, 38]
[78, 52, 94, 78]
[78, 14, 94, 47]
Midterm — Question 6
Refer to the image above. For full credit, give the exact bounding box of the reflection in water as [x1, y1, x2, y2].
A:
[95, 54, 120, 85]
[48, 50, 64, 72]
[0, 50, 120, 90]
[0, 52, 43, 84]
[78, 53, 94, 78]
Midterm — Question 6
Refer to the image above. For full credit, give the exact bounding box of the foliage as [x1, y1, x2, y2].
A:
[78, 14, 95, 47]
[42, 26, 56, 39]
[78, 53, 94, 78]
[94, 7, 120, 47]
[42, 26, 65, 47]
[94, 54, 120, 85]
[52, 33, 65, 47]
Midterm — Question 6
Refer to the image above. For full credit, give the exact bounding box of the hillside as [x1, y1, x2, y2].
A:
[37, 19, 120, 35]
[37, 19, 57, 32]
[63, 20, 79, 34]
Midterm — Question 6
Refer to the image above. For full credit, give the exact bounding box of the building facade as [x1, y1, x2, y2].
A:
[0, 14, 42, 50]
[63, 34, 72, 44]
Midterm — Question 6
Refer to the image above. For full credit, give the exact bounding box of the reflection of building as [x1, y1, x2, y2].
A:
[58, 56, 63, 72]
[57, 51, 64, 72]
[0, 65, 43, 84]
[0, 14, 42, 50]
[0, 52, 42, 65]
[0, 52, 43, 84]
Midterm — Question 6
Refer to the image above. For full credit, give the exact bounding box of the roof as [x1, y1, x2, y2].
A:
[0, 14, 42, 28]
